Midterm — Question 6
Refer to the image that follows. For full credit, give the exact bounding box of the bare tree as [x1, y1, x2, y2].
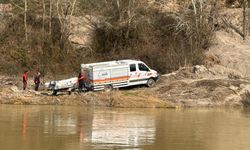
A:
[209, 0, 219, 30]
[11, 0, 28, 41]
[70, 0, 77, 16]
[191, 0, 198, 30]
[243, 0, 248, 40]
[42, 0, 46, 35]
[56, 0, 78, 50]
[24, 0, 28, 41]
[50, 0, 52, 35]
[126, 0, 135, 39]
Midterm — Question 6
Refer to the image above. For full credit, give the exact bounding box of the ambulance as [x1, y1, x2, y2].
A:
[81, 60, 159, 91]
[45, 60, 158, 94]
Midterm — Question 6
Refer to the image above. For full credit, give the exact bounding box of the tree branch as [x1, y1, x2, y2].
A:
[222, 17, 244, 38]
[10, 0, 24, 10]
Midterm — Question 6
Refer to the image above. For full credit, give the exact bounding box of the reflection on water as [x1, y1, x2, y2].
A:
[91, 110, 155, 149]
[1, 105, 250, 150]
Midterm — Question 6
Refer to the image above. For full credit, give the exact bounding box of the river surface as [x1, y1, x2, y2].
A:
[1, 105, 250, 150]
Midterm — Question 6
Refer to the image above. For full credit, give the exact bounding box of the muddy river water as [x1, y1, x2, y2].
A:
[1, 105, 250, 150]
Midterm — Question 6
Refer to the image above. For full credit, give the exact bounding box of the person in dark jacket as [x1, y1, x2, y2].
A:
[23, 71, 28, 90]
[78, 72, 85, 93]
[34, 71, 41, 91]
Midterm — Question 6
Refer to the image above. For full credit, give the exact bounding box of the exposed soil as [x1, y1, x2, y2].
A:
[209, 31, 250, 77]
[153, 67, 250, 107]
[0, 65, 250, 108]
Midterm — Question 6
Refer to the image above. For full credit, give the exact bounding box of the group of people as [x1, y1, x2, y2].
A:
[22, 70, 86, 92]
[22, 71, 41, 91]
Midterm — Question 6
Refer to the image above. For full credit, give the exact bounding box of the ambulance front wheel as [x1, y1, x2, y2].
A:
[146, 78, 156, 88]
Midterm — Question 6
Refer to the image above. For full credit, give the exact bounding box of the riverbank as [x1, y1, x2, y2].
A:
[0, 83, 175, 108]
[0, 64, 250, 108]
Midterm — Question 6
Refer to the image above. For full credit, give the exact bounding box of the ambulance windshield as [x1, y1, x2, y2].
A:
[138, 63, 150, 71]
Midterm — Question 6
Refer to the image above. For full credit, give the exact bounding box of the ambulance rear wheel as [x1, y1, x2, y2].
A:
[52, 90, 58, 96]
[146, 78, 156, 88]
[68, 91, 72, 95]
[104, 85, 113, 92]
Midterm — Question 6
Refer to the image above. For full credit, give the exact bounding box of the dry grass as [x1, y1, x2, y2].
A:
[0, 0, 216, 75]
[0, 87, 176, 108]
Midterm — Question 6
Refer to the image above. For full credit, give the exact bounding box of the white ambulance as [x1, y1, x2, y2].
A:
[81, 60, 159, 91]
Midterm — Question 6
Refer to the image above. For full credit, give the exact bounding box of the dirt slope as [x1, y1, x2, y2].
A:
[209, 8, 250, 77]
[209, 30, 250, 77]
[209, 31, 250, 77]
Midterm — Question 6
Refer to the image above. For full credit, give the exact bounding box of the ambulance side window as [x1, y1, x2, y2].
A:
[138, 63, 150, 71]
[130, 64, 136, 72]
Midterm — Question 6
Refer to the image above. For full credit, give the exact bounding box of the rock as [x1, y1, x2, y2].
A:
[228, 72, 241, 79]
[193, 65, 208, 74]
[240, 91, 250, 106]
[162, 72, 177, 77]
[224, 94, 242, 106]
[28, 90, 41, 95]
[10, 86, 19, 93]
[229, 85, 239, 92]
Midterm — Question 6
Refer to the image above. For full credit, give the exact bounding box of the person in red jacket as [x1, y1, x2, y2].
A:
[23, 71, 28, 90]
[78, 70, 86, 93]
